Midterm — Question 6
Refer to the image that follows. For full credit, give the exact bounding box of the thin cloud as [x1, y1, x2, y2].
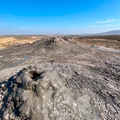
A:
[89, 23, 120, 28]
[5, 22, 10, 25]
[19, 27, 31, 30]
[89, 25, 100, 28]
[0, 21, 10, 25]
[19, 27, 43, 30]
[96, 19, 120, 24]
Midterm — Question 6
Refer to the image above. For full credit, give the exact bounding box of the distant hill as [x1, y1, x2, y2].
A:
[97, 30, 120, 35]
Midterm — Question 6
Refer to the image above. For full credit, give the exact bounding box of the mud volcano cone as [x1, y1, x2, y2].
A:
[0, 66, 102, 120]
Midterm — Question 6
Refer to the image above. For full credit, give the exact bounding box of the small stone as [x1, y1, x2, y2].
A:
[10, 113, 15, 119]
[1, 84, 5, 88]
[4, 113, 9, 119]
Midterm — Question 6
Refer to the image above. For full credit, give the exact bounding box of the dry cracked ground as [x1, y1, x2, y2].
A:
[0, 36, 120, 120]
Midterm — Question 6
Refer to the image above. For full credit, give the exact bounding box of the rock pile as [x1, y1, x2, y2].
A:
[0, 66, 102, 120]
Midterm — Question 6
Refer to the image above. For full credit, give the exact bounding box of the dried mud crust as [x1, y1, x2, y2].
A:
[0, 36, 120, 120]
[0, 37, 91, 70]
[0, 66, 102, 120]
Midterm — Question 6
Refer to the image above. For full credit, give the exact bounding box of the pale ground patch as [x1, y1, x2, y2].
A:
[0, 36, 42, 49]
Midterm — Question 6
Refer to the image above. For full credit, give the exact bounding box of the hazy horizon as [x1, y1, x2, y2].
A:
[0, 0, 120, 34]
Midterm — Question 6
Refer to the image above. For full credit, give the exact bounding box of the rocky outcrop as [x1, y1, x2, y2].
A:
[0, 66, 102, 120]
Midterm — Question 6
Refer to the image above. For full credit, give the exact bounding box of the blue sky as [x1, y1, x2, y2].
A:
[0, 0, 120, 34]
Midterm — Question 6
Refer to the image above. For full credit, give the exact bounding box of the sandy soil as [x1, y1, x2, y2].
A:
[0, 36, 43, 49]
